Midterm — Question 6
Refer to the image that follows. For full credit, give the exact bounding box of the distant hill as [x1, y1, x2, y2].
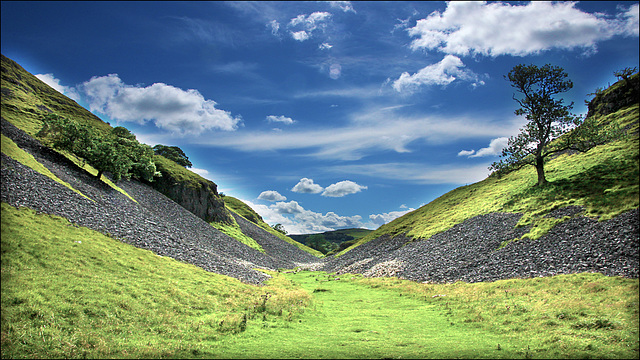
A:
[290, 228, 372, 255]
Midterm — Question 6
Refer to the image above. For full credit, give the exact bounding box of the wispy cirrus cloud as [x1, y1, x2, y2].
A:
[193, 108, 521, 161]
[327, 162, 493, 185]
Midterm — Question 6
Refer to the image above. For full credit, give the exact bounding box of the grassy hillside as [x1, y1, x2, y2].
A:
[1, 54, 111, 137]
[223, 196, 323, 257]
[337, 75, 639, 257]
[0, 203, 311, 358]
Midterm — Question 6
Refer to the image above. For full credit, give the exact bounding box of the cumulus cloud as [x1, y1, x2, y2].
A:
[407, 1, 640, 57]
[392, 55, 484, 93]
[288, 11, 332, 41]
[266, 115, 296, 125]
[291, 178, 324, 194]
[369, 207, 415, 226]
[241, 198, 363, 234]
[319, 42, 333, 50]
[459, 137, 509, 158]
[291, 30, 310, 41]
[328, 1, 356, 13]
[322, 180, 367, 197]
[80, 74, 241, 135]
[35, 73, 81, 101]
[258, 190, 287, 202]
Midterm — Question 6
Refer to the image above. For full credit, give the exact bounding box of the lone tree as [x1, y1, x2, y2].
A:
[490, 64, 619, 186]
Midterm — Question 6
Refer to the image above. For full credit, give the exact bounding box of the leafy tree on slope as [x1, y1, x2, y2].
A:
[489, 64, 621, 186]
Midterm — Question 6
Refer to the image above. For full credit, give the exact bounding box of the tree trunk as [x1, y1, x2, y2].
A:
[535, 155, 546, 186]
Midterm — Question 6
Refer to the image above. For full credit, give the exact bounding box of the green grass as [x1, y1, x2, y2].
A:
[211, 216, 265, 253]
[1, 134, 92, 201]
[352, 273, 639, 359]
[1, 54, 112, 138]
[0, 203, 310, 359]
[338, 104, 639, 257]
[2, 203, 637, 359]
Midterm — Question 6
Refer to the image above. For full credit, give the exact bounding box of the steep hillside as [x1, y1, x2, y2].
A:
[323, 73, 639, 282]
[1, 54, 321, 283]
[223, 196, 323, 257]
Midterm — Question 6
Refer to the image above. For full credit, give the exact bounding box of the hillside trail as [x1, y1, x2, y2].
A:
[204, 271, 532, 359]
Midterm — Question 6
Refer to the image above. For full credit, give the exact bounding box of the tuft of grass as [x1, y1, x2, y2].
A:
[211, 216, 265, 253]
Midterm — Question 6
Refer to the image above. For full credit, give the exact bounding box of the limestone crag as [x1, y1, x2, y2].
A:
[150, 171, 234, 225]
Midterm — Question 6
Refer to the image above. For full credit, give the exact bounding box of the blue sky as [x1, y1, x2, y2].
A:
[2, 1, 638, 234]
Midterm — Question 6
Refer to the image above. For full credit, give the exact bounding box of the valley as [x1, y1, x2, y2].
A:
[1, 53, 638, 359]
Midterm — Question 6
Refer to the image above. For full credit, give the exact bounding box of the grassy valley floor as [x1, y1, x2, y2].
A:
[195, 271, 638, 359]
[2, 204, 638, 359]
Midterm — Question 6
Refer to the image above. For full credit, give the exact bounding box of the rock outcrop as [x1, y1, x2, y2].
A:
[149, 165, 234, 225]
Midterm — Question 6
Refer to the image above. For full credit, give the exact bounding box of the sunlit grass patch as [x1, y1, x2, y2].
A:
[354, 273, 639, 359]
[0, 203, 311, 359]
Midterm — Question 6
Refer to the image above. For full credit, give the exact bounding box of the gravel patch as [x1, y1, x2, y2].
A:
[1, 118, 319, 284]
[3, 117, 637, 285]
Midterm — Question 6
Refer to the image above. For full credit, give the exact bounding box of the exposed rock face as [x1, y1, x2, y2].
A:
[586, 73, 639, 118]
[150, 169, 234, 225]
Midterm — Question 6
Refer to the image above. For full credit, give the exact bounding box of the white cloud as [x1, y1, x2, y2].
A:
[288, 11, 332, 41]
[329, 63, 342, 80]
[289, 11, 332, 29]
[267, 19, 280, 35]
[392, 55, 484, 93]
[35, 73, 81, 101]
[291, 30, 310, 41]
[241, 198, 363, 234]
[272, 200, 305, 214]
[319, 42, 333, 50]
[464, 136, 509, 158]
[327, 162, 493, 185]
[190, 167, 209, 176]
[328, 1, 356, 14]
[291, 178, 324, 194]
[322, 180, 367, 197]
[80, 74, 241, 135]
[407, 1, 640, 58]
[266, 115, 296, 125]
[194, 109, 522, 161]
[369, 207, 415, 226]
[258, 190, 287, 202]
